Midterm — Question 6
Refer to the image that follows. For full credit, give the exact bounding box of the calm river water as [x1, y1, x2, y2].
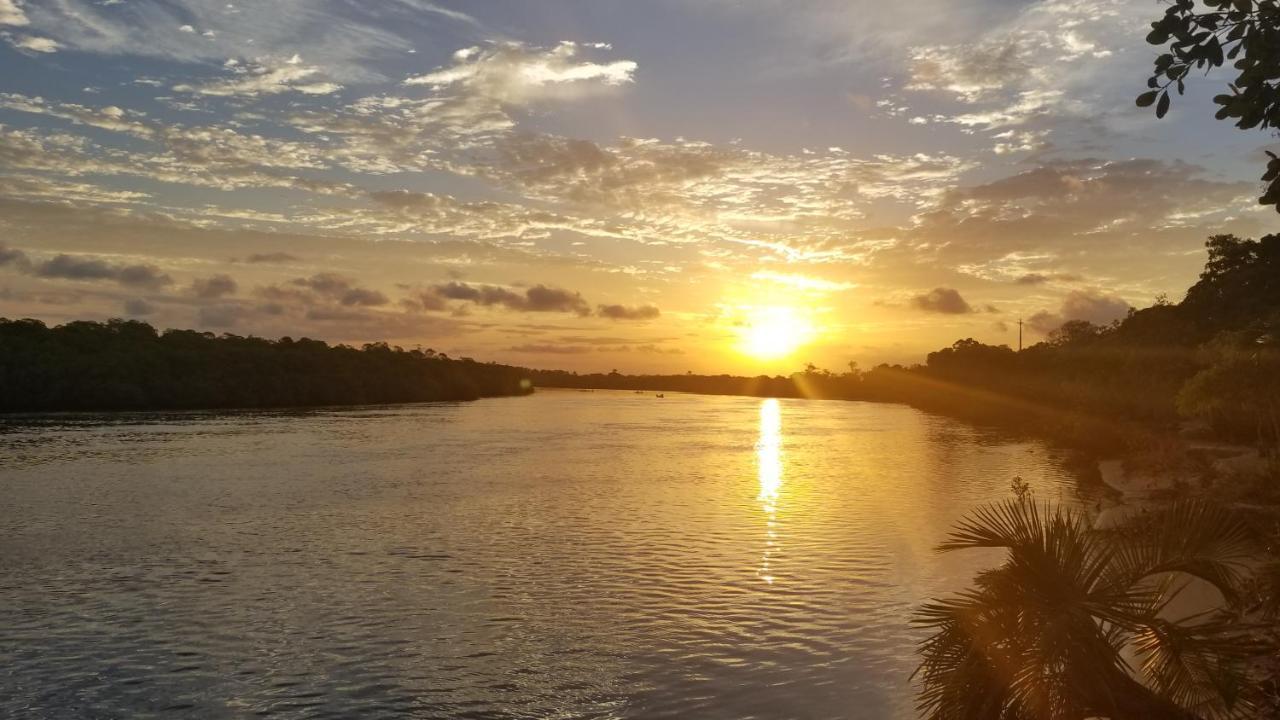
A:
[0, 390, 1086, 719]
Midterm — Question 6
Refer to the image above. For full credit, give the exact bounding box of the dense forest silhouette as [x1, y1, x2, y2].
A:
[536, 234, 1280, 450]
[0, 320, 532, 412]
[5, 234, 1276, 439]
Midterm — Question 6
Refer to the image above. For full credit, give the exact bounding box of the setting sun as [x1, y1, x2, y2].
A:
[5, 1, 1279, 717]
[739, 306, 816, 360]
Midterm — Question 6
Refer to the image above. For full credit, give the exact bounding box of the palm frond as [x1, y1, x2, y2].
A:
[916, 498, 1268, 720]
[1132, 614, 1268, 718]
[1106, 501, 1256, 604]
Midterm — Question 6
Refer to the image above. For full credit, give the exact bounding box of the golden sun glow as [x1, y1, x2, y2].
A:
[738, 306, 816, 360]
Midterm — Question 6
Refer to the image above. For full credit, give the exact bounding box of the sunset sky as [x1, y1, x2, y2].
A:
[0, 0, 1274, 373]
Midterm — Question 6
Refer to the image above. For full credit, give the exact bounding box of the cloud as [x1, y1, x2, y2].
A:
[189, 274, 237, 299]
[1014, 272, 1082, 285]
[750, 271, 856, 292]
[32, 253, 172, 289]
[488, 132, 971, 257]
[406, 42, 636, 104]
[893, 158, 1255, 270]
[174, 56, 342, 97]
[282, 42, 636, 176]
[123, 298, 155, 316]
[244, 252, 300, 264]
[0, 0, 27, 26]
[522, 285, 589, 313]
[907, 39, 1029, 102]
[425, 281, 591, 315]
[4, 0, 478, 81]
[116, 264, 172, 288]
[507, 343, 593, 354]
[597, 303, 660, 320]
[875, 0, 1163, 158]
[287, 273, 389, 307]
[8, 35, 58, 53]
[0, 94, 345, 194]
[0, 242, 29, 269]
[1027, 289, 1132, 334]
[197, 304, 250, 328]
[1060, 289, 1131, 325]
[911, 287, 974, 314]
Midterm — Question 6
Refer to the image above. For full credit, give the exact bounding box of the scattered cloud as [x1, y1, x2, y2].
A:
[189, 274, 238, 299]
[911, 287, 974, 314]
[597, 304, 660, 320]
[8, 35, 59, 53]
[1027, 289, 1132, 334]
[508, 343, 594, 354]
[907, 39, 1029, 102]
[174, 55, 341, 97]
[750, 270, 856, 292]
[123, 298, 156, 316]
[27, 253, 172, 289]
[1060, 288, 1131, 325]
[1014, 272, 1082, 285]
[0, 242, 29, 269]
[0, 0, 477, 80]
[406, 42, 636, 104]
[0, 0, 27, 26]
[427, 281, 591, 315]
[0, 2, 1263, 369]
[286, 273, 389, 307]
[244, 252, 301, 264]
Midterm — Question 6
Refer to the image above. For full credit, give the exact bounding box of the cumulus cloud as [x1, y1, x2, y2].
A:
[1027, 289, 1132, 334]
[0, 242, 29, 269]
[1060, 289, 1131, 324]
[174, 55, 341, 97]
[426, 281, 590, 315]
[287, 273, 389, 307]
[31, 253, 172, 289]
[597, 303, 660, 320]
[189, 274, 238, 299]
[405, 42, 636, 104]
[911, 287, 974, 314]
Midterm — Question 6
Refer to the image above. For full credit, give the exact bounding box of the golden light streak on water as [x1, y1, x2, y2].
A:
[756, 398, 782, 585]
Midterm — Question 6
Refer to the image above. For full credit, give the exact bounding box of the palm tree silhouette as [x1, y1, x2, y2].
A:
[914, 500, 1269, 719]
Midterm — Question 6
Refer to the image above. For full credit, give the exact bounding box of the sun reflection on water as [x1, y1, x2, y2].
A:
[756, 398, 782, 584]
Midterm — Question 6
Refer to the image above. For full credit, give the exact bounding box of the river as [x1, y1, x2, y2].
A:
[0, 389, 1086, 719]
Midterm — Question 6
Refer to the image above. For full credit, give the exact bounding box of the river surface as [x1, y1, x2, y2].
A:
[0, 390, 1087, 719]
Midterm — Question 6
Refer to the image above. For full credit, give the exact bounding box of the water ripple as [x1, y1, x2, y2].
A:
[0, 391, 1086, 719]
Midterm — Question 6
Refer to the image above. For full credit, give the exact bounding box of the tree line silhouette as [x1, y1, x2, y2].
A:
[0, 319, 532, 412]
[536, 233, 1280, 451]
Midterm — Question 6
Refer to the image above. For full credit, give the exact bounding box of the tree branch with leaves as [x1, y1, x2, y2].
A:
[1139, 0, 1280, 209]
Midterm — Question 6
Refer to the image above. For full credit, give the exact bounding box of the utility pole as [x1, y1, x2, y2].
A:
[1018, 318, 1023, 352]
